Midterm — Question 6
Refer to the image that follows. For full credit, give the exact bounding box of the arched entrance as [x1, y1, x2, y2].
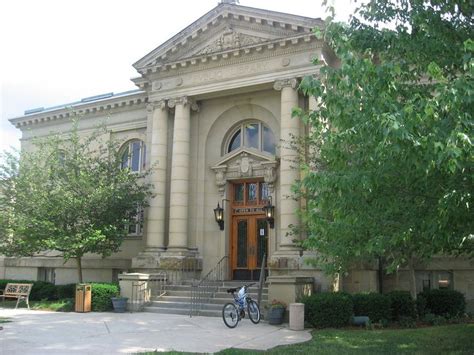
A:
[230, 179, 269, 280]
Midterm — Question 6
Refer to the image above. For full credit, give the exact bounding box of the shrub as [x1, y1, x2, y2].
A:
[387, 291, 416, 321]
[416, 294, 428, 318]
[302, 292, 353, 328]
[423, 313, 447, 326]
[352, 293, 391, 322]
[0, 279, 57, 301]
[90, 283, 119, 312]
[30, 281, 58, 300]
[419, 289, 466, 318]
[56, 284, 76, 299]
[399, 316, 417, 328]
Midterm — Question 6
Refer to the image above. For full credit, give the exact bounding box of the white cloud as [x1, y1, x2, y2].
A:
[0, 0, 357, 152]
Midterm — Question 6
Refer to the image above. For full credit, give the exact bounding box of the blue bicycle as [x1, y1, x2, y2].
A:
[222, 283, 261, 328]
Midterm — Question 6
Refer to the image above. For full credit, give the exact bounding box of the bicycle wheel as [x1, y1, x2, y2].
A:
[247, 299, 261, 324]
[222, 303, 239, 328]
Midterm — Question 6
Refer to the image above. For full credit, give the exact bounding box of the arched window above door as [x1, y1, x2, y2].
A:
[225, 121, 275, 155]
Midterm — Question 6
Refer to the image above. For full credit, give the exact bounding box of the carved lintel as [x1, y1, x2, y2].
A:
[212, 150, 279, 196]
[262, 161, 278, 194]
[212, 166, 228, 196]
[273, 78, 299, 91]
[236, 153, 253, 177]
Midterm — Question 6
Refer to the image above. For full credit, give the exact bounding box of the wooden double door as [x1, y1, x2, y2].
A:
[230, 180, 269, 280]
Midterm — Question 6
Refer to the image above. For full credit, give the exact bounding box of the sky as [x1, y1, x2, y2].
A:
[0, 0, 358, 153]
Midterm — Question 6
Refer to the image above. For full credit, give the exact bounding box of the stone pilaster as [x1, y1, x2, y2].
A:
[273, 78, 301, 253]
[166, 96, 198, 254]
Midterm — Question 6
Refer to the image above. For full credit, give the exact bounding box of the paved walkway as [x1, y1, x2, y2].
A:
[0, 309, 311, 354]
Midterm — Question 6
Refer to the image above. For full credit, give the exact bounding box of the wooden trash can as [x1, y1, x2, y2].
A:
[75, 284, 92, 312]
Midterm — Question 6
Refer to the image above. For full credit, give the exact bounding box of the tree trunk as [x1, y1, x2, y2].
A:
[332, 272, 342, 292]
[76, 257, 83, 283]
[408, 258, 417, 300]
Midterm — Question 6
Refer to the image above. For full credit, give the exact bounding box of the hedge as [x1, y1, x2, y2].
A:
[352, 293, 391, 322]
[418, 289, 466, 318]
[302, 292, 353, 328]
[387, 291, 417, 321]
[90, 283, 120, 312]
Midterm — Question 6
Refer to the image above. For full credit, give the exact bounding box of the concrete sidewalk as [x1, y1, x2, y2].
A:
[0, 309, 311, 354]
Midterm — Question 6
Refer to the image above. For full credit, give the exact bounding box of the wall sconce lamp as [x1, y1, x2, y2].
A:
[263, 196, 275, 229]
[214, 199, 229, 231]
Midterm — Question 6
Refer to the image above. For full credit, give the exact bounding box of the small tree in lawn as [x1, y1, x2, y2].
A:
[0, 119, 154, 283]
[295, 0, 473, 298]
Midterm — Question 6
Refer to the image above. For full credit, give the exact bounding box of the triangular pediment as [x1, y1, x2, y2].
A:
[134, 3, 322, 71]
[211, 148, 278, 195]
[212, 148, 276, 169]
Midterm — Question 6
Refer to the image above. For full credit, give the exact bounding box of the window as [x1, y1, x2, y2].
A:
[38, 267, 55, 284]
[226, 122, 275, 155]
[120, 140, 146, 172]
[125, 204, 144, 236]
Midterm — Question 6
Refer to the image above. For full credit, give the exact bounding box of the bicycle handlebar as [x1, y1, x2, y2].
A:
[226, 283, 256, 294]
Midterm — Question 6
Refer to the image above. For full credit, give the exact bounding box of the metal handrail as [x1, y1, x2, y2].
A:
[190, 255, 229, 317]
[129, 256, 199, 313]
[131, 280, 150, 312]
[257, 253, 267, 306]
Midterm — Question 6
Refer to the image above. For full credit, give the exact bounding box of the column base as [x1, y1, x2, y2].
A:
[268, 249, 302, 271]
[159, 251, 202, 282]
[131, 247, 165, 270]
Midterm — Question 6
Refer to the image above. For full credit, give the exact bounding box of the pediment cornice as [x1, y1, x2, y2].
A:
[9, 91, 147, 129]
[211, 149, 278, 196]
[133, 3, 323, 78]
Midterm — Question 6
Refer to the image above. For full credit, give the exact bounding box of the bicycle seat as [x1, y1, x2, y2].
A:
[226, 287, 238, 293]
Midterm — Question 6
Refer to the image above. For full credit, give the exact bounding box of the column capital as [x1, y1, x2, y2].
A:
[273, 78, 299, 91]
[146, 100, 167, 113]
[167, 96, 199, 112]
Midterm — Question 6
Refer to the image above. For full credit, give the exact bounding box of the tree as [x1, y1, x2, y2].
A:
[296, 0, 473, 297]
[0, 119, 154, 282]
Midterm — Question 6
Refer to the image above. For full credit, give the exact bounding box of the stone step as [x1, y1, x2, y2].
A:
[145, 280, 268, 318]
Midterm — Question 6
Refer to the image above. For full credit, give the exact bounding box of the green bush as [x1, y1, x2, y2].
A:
[387, 291, 416, 321]
[399, 315, 417, 328]
[302, 292, 353, 328]
[90, 283, 119, 312]
[56, 284, 76, 299]
[419, 289, 466, 318]
[30, 281, 58, 300]
[423, 313, 447, 326]
[352, 293, 391, 322]
[416, 294, 428, 318]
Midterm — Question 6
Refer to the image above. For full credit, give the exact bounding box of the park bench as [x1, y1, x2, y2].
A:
[0, 283, 33, 309]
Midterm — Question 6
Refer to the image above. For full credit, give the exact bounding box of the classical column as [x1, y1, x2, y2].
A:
[274, 78, 300, 251]
[145, 100, 168, 250]
[167, 96, 198, 252]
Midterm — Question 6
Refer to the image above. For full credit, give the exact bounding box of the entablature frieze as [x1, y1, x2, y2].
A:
[11, 93, 148, 129]
[147, 47, 322, 102]
[136, 34, 322, 81]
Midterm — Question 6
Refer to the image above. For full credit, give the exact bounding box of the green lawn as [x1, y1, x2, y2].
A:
[219, 324, 474, 355]
[0, 298, 74, 312]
